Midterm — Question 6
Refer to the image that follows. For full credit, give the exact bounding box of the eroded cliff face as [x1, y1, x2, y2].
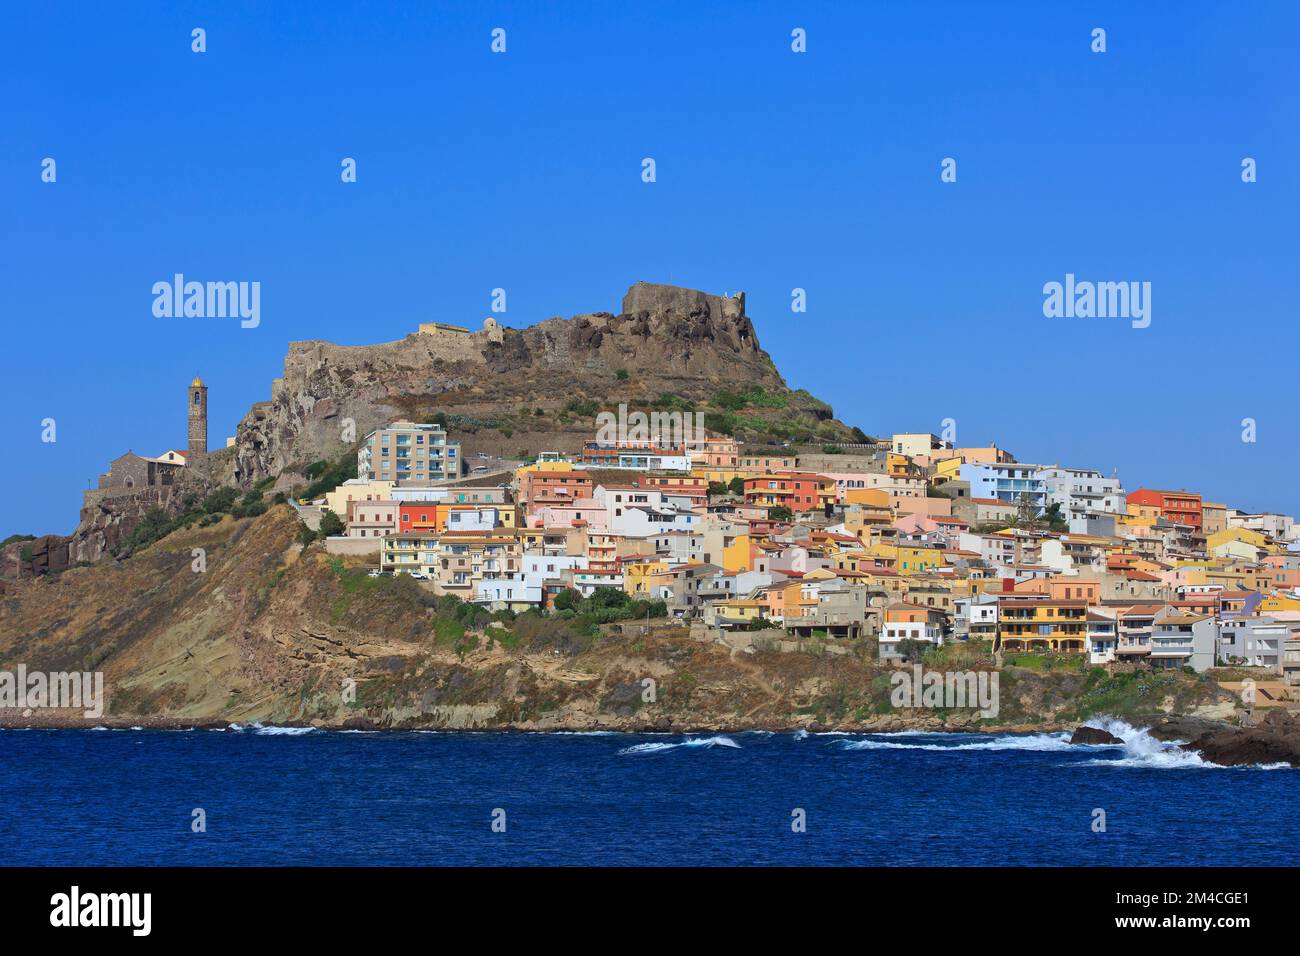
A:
[229, 282, 783, 485]
[0, 508, 1234, 732]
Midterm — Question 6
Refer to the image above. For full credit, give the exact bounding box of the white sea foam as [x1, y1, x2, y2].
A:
[837, 732, 1072, 752]
[793, 728, 810, 741]
[1073, 717, 1296, 770]
[618, 735, 741, 755]
[832, 717, 1298, 770]
[252, 725, 317, 736]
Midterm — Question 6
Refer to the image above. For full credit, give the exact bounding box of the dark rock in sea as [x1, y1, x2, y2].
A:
[1183, 710, 1300, 768]
[653, 716, 672, 730]
[1140, 715, 1232, 742]
[1070, 726, 1123, 745]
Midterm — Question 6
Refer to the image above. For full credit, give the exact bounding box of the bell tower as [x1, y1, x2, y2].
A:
[188, 377, 208, 458]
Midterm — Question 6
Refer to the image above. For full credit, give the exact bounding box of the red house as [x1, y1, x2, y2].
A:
[1126, 488, 1203, 529]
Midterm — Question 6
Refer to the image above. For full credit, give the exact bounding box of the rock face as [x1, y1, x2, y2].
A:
[227, 282, 787, 486]
[1141, 714, 1234, 743]
[0, 535, 71, 579]
[1070, 725, 1123, 745]
[1181, 710, 1300, 768]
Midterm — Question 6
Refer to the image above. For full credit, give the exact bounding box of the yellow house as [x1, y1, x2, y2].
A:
[323, 479, 395, 517]
[722, 533, 752, 572]
[931, 457, 963, 485]
[710, 598, 768, 626]
[1260, 593, 1300, 613]
[624, 559, 674, 598]
[514, 457, 576, 480]
[844, 487, 890, 508]
[1207, 527, 1274, 559]
[691, 465, 748, 486]
[865, 543, 946, 575]
[1124, 502, 1161, 526]
[997, 598, 1089, 653]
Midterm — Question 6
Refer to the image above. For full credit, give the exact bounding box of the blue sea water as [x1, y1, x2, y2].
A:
[0, 720, 1294, 866]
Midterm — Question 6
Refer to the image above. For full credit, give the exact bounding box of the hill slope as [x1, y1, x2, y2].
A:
[228, 281, 862, 486]
[0, 507, 1232, 730]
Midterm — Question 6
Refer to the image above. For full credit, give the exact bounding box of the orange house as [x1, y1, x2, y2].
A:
[744, 472, 835, 513]
[1126, 488, 1202, 530]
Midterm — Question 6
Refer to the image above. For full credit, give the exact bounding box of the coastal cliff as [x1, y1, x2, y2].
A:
[0, 507, 1236, 733]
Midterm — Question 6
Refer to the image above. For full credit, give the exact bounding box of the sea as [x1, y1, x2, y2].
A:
[1, 718, 1294, 866]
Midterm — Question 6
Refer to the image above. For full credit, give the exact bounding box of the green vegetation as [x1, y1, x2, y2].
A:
[111, 486, 273, 558]
[615, 368, 629, 381]
[231, 489, 269, 519]
[1062, 668, 1210, 722]
[710, 385, 787, 412]
[893, 638, 929, 663]
[318, 510, 344, 537]
[201, 486, 238, 514]
[1003, 652, 1088, 673]
[552, 586, 666, 622]
[301, 453, 359, 501]
[767, 505, 793, 522]
[564, 397, 599, 418]
[1, 534, 36, 548]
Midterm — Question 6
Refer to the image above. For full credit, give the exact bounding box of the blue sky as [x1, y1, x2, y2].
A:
[4, 1, 1299, 537]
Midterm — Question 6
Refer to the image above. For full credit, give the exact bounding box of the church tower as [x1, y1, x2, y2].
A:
[188, 377, 208, 458]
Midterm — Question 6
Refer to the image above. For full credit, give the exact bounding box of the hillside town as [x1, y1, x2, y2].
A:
[308, 417, 1300, 691]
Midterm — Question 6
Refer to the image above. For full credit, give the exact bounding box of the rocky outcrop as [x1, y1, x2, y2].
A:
[1070, 725, 1123, 745]
[65, 449, 234, 564]
[1141, 714, 1234, 743]
[0, 534, 72, 579]
[227, 282, 789, 486]
[1180, 710, 1300, 768]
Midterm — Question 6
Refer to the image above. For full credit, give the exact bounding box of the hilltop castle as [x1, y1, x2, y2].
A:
[417, 316, 505, 344]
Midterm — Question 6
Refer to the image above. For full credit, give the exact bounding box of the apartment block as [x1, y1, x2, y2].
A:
[358, 421, 461, 484]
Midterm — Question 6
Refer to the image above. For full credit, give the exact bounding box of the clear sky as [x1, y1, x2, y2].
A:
[4, 1, 1299, 537]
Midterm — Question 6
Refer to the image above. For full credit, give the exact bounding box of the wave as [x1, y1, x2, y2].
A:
[1072, 717, 1295, 771]
[793, 728, 809, 741]
[618, 735, 741, 755]
[251, 724, 318, 736]
[829, 717, 1297, 770]
[836, 732, 1072, 752]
